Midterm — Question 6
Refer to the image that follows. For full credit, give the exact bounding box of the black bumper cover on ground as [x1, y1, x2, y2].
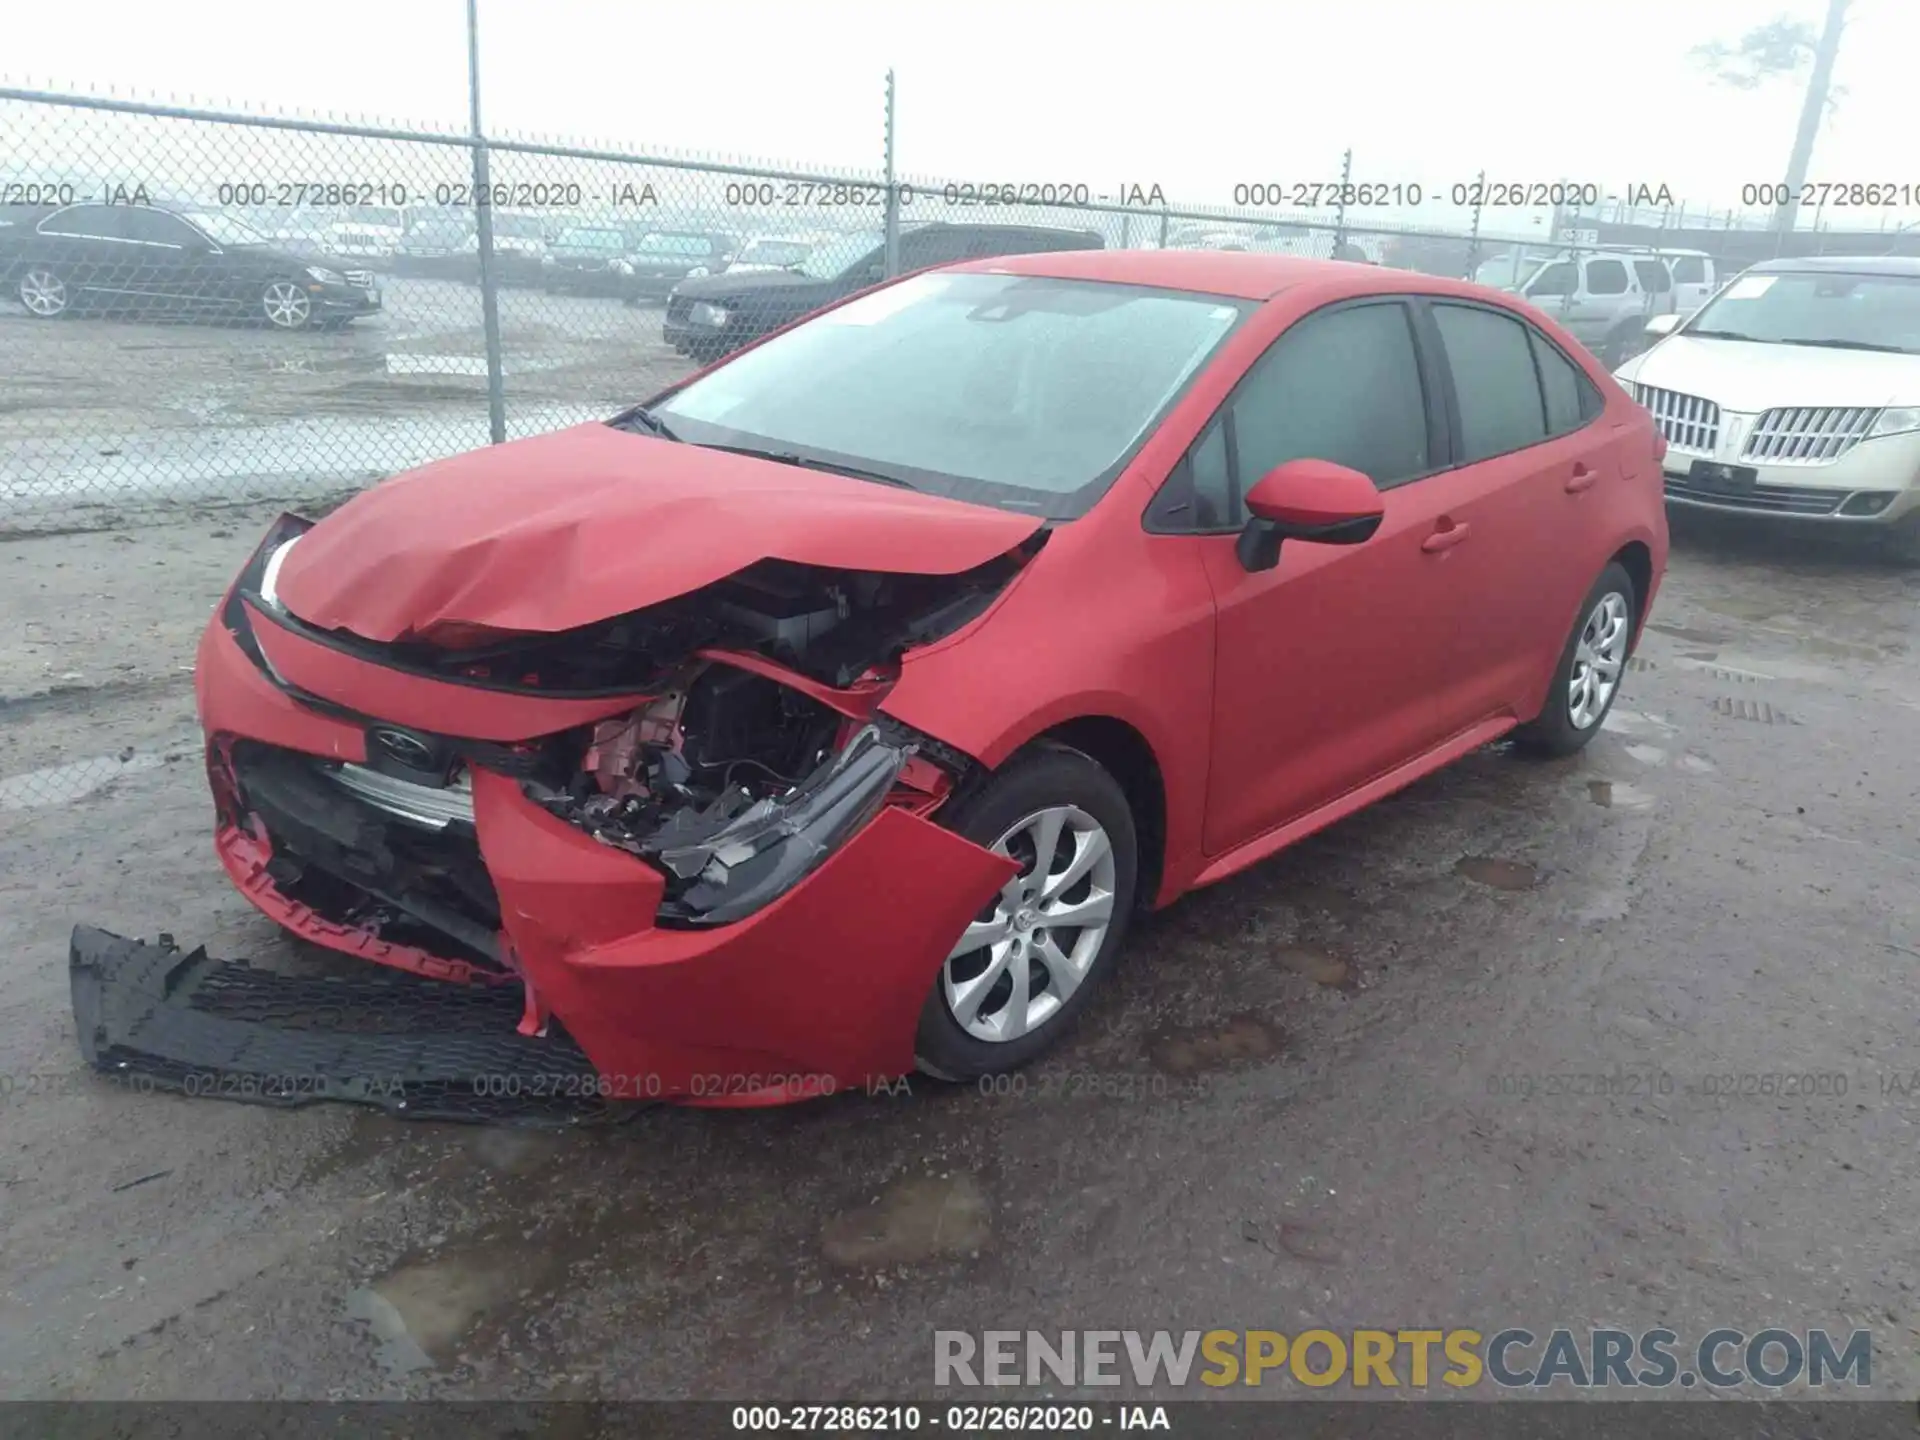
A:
[69, 926, 631, 1126]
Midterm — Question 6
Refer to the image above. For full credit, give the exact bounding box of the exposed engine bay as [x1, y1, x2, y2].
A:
[232, 543, 1035, 942]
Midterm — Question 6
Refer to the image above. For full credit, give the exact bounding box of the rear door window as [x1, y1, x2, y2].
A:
[1430, 303, 1548, 461]
[1584, 258, 1630, 295]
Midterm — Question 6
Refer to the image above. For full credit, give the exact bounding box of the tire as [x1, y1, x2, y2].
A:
[19, 266, 69, 318]
[1511, 561, 1637, 758]
[1600, 321, 1643, 368]
[1876, 514, 1920, 567]
[914, 745, 1138, 1082]
[261, 279, 313, 331]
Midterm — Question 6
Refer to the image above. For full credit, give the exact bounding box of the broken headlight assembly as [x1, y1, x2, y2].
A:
[650, 723, 908, 924]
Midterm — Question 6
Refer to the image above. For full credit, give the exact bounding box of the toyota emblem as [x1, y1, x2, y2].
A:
[368, 727, 438, 769]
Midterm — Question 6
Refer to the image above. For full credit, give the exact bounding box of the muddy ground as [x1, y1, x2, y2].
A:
[2, 507, 1919, 1401]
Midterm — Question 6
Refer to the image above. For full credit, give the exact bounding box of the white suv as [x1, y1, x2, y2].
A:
[1613, 256, 1920, 558]
[1511, 248, 1721, 364]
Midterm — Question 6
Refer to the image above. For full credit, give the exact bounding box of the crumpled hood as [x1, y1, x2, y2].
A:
[274, 423, 1042, 642]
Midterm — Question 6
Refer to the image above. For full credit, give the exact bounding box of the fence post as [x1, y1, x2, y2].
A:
[1333, 147, 1352, 254]
[882, 69, 900, 280]
[466, 0, 506, 445]
[1464, 168, 1485, 278]
[1158, 208, 1169, 248]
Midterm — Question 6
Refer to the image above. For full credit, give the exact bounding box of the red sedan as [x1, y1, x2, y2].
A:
[142, 250, 1666, 1108]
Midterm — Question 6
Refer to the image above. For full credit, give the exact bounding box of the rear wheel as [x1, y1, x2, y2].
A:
[1511, 562, 1637, 758]
[915, 746, 1137, 1082]
[19, 266, 69, 317]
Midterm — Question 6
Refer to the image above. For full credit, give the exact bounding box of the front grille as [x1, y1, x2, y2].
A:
[667, 296, 694, 323]
[1663, 477, 1846, 515]
[1743, 406, 1880, 464]
[1634, 384, 1720, 453]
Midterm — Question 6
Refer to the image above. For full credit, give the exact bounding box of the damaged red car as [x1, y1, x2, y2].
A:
[74, 251, 1666, 1115]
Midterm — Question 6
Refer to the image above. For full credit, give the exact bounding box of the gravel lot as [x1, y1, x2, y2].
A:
[3, 496, 1920, 1402]
[0, 276, 696, 532]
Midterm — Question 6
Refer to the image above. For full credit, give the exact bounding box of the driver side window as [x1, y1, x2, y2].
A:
[1148, 300, 1432, 532]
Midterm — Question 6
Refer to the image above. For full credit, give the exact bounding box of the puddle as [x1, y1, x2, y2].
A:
[821, 1172, 990, 1268]
[1454, 856, 1539, 891]
[343, 1286, 437, 1375]
[1277, 946, 1352, 988]
[1622, 743, 1668, 766]
[1149, 1013, 1286, 1076]
[1586, 779, 1654, 811]
[0, 752, 165, 810]
[1677, 753, 1717, 774]
[386, 353, 567, 377]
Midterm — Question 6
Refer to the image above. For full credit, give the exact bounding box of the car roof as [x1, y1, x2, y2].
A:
[948, 248, 1520, 302]
[1748, 254, 1920, 276]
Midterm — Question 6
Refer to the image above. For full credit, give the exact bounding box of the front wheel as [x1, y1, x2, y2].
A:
[915, 746, 1137, 1082]
[1511, 561, 1637, 758]
[261, 279, 313, 331]
[19, 266, 69, 317]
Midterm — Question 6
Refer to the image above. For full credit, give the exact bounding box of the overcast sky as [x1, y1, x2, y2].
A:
[7, 0, 1917, 223]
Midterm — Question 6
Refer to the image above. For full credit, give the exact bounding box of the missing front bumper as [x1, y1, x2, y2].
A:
[69, 926, 627, 1126]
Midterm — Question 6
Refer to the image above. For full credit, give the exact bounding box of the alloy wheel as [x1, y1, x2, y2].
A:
[941, 805, 1117, 1043]
[20, 268, 66, 317]
[1568, 591, 1630, 729]
[262, 281, 312, 330]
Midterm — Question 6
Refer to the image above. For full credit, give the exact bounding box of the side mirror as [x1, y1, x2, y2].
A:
[1237, 459, 1385, 573]
[1643, 312, 1682, 338]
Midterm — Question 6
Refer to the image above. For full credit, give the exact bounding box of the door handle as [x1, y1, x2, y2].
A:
[1421, 521, 1471, 553]
[1565, 463, 1597, 494]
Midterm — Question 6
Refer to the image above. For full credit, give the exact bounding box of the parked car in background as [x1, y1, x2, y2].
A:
[484, 209, 551, 286]
[266, 210, 335, 261]
[1471, 249, 1557, 290]
[323, 205, 410, 268]
[393, 216, 477, 278]
[1507, 248, 1717, 365]
[540, 223, 634, 295]
[615, 230, 739, 306]
[3, 201, 381, 330]
[663, 221, 1105, 362]
[1614, 255, 1920, 558]
[129, 250, 1663, 1112]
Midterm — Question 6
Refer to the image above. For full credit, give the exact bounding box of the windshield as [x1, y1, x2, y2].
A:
[651, 272, 1249, 518]
[408, 221, 469, 244]
[796, 230, 883, 279]
[347, 207, 403, 229]
[634, 232, 713, 257]
[1474, 253, 1548, 289]
[1683, 271, 1920, 354]
[558, 227, 627, 251]
[179, 210, 268, 246]
[737, 239, 812, 267]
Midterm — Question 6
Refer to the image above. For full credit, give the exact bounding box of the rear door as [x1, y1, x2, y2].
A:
[31, 204, 132, 303]
[118, 206, 209, 311]
[1631, 257, 1674, 318]
[1418, 299, 1616, 727]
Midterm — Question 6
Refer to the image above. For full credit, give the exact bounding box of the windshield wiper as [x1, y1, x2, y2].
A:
[1678, 328, 1751, 341]
[696, 443, 918, 490]
[1776, 337, 1915, 354]
[616, 406, 682, 441]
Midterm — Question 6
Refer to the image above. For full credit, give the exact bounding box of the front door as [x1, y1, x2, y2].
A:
[1176, 298, 1477, 855]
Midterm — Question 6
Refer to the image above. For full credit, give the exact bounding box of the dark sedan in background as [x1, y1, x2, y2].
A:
[3, 201, 381, 330]
[392, 216, 477, 279]
[662, 221, 1105, 361]
[540, 223, 638, 295]
[614, 229, 738, 306]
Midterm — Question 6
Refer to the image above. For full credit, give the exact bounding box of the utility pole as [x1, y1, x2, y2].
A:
[1773, 0, 1849, 234]
[882, 70, 900, 279]
[466, 0, 505, 444]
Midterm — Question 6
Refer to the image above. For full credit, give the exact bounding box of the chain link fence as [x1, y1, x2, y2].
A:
[0, 86, 1677, 539]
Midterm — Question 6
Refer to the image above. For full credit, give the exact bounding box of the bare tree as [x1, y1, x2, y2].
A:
[1690, 0, 1851, 233]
